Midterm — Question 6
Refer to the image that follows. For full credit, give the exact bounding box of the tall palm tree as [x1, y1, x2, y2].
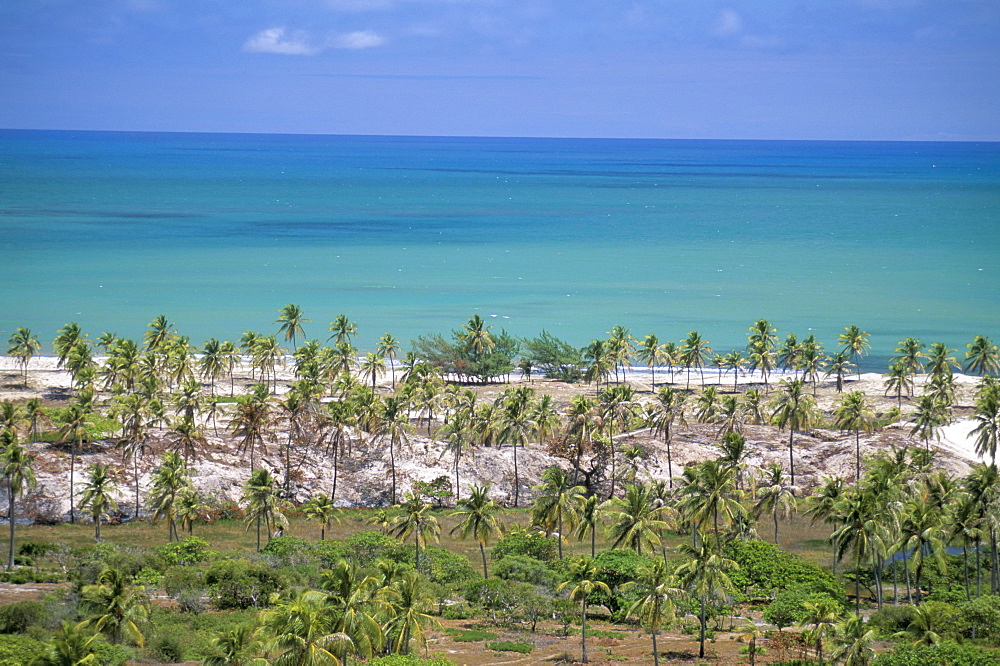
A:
[199, 338, 228, 396]
[647, 387, 686, 487]
[675, 541, 738, 659]
[57, 403, 92, 525]
[622, 559, 685, 666]
[892, 337, 925, 379]
[602, 482, 670, 555]
[826, 351, 854, 393]
[81, 567, 149, 646]
[460, 314, 494, 356]
[376, 333, 401, 389]
[720, 350, 746, 393]
[834, 391, 875, 482]
[1, 439, 36, 570]
[147, 452, 193, 542]
[753, 463, 796, 544]
[175, 486, 207, 536]
[839, 325, 871, 378]
[242, 467, 287, 551]
[320, 560, 384, 664]
[275, 303, 310, 350]
[359, 352, 385, 391]
[606, 325, 635, 384]
[583, 339, 613, 388]
[770, 379, 817, 486]
[965, 335, 1000, 376]
[379, 570, 440, 656]
[531, 467, 585, 559]
[971, 381, 1000, 464]
[23, 397, 47, 444]
[78, 463, 119, 542]
[636, 333, 667, 389]
[574, 494, 602, 558]
[910, 394, 949, 453]
[924, 342, 958, 376]
[328, 314, 357, 346]
[746, 319, 778, 389]
[53, 322, 89, 369]
[6, 327, 40, 387]
[556, 557, 612, 664]
[376, 396, 411, 505]
[804, 477, 845, 575]
[391, 492, 441, 572]
[680, 331, 712, 389]
[143, 314, 175, 352]
[498, 386, 537, 507]
[598, 384, 635, 498]
[884, 360, 914, 407]
[450, 483, 504, 577]
[303, 493, 340, 541]
[230, 383, 273, 470]
[830, 614, 876, 666]
[896, 494, 948, 605]
[677, 459, 745, 542]
[798, 597, 844, 665]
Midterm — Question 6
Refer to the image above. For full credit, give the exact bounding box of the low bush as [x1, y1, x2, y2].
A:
[493, 554, 557, 588]
[491, 530, 556, 563]
[205, 559, 285, 610]
[486, 640, 534, 654]
[154, 536, 215, 566]
[0, 601, 47, 634]
[444, 628, 498, 642]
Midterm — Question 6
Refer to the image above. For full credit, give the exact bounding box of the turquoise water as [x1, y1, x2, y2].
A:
[1, 130, 998, 368]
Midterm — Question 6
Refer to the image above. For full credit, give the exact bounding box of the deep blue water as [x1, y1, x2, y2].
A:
[1, 129, 998, 367]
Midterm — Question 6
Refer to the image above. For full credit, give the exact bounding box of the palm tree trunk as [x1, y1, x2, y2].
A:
[581, 600, 589, 663]
[652, 627, 659, 666]
[512, 443, 519, 508]
[7, 495, 15, 570]
[479, 541, 488, 578]
[788, 430, 795, 486]
[699, 595, 707, 658]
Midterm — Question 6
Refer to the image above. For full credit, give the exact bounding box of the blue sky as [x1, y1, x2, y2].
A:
[2, 0, 998, 140]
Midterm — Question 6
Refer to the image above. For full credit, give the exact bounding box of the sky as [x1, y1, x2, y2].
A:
[1, 0, 998, 140]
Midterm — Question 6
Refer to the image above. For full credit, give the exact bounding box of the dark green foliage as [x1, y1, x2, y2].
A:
[420, 545, 479, 586]
[960, 595, 1000, 643]
[872, 640, 1000, 665]
[0, 601, 46, 634]
[465, 579, 550, 627]
[143, 608, 256, 662]
[592, 549, 654, 589]
[17, 542, 58, 558]
[154, 536, 214, 566]
[726, 539, 841, 602]
[260, 535, 310, 559]
[486, 640, 534, 653]
[444, 628, 499, 642]
[368, 655, 456, 666]
[412, 330, 518, 383]
[491, 530, 556, 562]
[316, 530, 409, 568]
[763, 587, 844, 630]
[493, 554, 557, 588]
[521, 331, 586, 382]
[0, 634, 46, 665]
[204, 559, 284, 610]
[869, 604, 917, 637]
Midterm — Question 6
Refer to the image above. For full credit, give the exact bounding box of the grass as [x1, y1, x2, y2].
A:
[485, 640, 534, 654]
[443, 628, 498, 642]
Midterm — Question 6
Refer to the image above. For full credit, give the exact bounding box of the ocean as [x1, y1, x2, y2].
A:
[1, 130, 998, 370]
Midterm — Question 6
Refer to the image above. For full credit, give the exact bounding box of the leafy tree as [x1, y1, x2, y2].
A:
[390, 492, 440, 573]
[303, 493, 340, 541]
[521, 331, 587, 382]
[242, 468, 287, 552]
[622, 559, 685, 666]
[556, 557, 612, 664]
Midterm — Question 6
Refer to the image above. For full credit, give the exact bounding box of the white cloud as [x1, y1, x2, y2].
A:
[713, 9, 743, 37]
[330, 30, 386, 49]
[243, 27, 320, 55]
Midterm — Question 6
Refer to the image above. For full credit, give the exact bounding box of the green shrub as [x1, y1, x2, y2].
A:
[493, 554, 557, 588]
[486, 640, 534, 654]
[0, 601, 47, 634]
[17, 542, 58, 558]
[444, 628, 498, 642]
[260, 536, 311, 559]
[872, 640, 1000, 665]
[336, 531, 410, 568]
[154, 536, 214, 566]
[421, 546, 479, 586]
[726, 540, 840, 602]
[491, 530, 556, 562]
[960, 595, 1000, 642]
[205, 559, 284, 610]
[0, 633, 46, 665]
[869, 604, 916, 637]
[367, 655, 455, 666]
[763, 587, 844, 630]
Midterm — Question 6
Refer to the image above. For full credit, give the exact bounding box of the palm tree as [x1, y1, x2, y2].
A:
[53, 322, 88, 369]
[147, 452, 193, 542]
[170, 417, 206, 464]
[328, 314, 357, 346]
[23, 397, 47, 444]
[242, 468, 287, 551]
[450, 483, 504, 577]
[965, 335, 1000, 376]
[884, 360, 914, 407]
[556, 557, 612, 664]
[622, 559, 685, 666]
[175, 486, 207, 536]
[530, 467, 585, 559]
[830, 615, 876, 666]
[320, 560, 384, 664]
[376, 396, 412, 505]
[897, 495, 948, 605]
[359, 352, 385, 391]
[839, 325, 871, 378]
[798, 597, 844, 665]
[770, 379, 817, 487]
[719, 350, 746, 393]
[57, 403, 92, 525]
[143, 314, 175, 352]
[6, 327, 40, 387]
[203, 623, 268, 666]
[603, 482, 670, 555]
[376, 333, 401, 389]
[275, 303, 310, 350]
[892, 337, 925, 378]
[303, 493, 340, 541]
[971, 381, 1000, 464]
[498, 386, 537, 508]
[826, 350, 854, 393]
[574, 494, 602, 558]
[230, 383, 273, 470]
[746, 319, 778, 389]
[680, 331, 712, 389]
[78, 463, 119, 542]
[1, 439, 36, 569]
[753, 463, 796, 545]
[834, 391, 875, 482]
[675, 541, 738, 659]
[380, 570, 440, 656]
[81, 567, 149, 645]
[598, 384, 635, 498]
[910, 394, 949, 453]
[924, 342, 959, 376]
[460, 313, 494, 356]
[606, 324, 635, 383]
[636, 334, 667, 389]
[647, 387, 686, 487]
[893, 601, 963, 646]
[804, 477, 845, 575]
[676, 459, 745, 542]
[776, 333, 801, 379]
[391, 492, 441, 572]
[583, 339, 613, 388]
[260, 589, 351, 666]
[34, 619, 105, 666]
[199, 338, 228, 396]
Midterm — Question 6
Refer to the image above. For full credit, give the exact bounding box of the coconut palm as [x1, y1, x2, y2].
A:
[460, 314, 494, 356]
[6, 327, 40, 387]
[303, 493, 340, 541]
[830, 614, 876, 666]
[892, 337, 925, 379]
[242, 467, 287, 552]
[746, 319, 777, 389]
[564, 394, 601, 478]
[826, 350, 854, 393]
[676, 459, 745, 542]
[450, 483, 504, 577]
[147, 452, 193, 542]
[606, 324, 635, 384]
[770, 379, 817, 487]
[260, 589, 351, 666]
[328, 314, 357, 346]
[776, 333, 801, 379]
[143, 314, 175, 352]
[57, 403, 92, 525]
[798, 597, 844, 665]
[574, 494, 603, 558]
[359, 353, 385, 391]
[390, 492, 440, 572]
[883, 360, 913, 407]
[583, 339, 613, 388]
[719, 350, 746, 393]
[965, 335, 1000, 376]
[839, 325, 871, 378]
[971, 382, 1000, 464]
[199, 338, 228, 396]
[53, 322, 88, 369]
[910, 394, 949, 453]
[897, 494, 948, 605]
[603, 482, 670, 555]
[498, 386, 537, 507]
[675, 541, 738, 659]
[623, 559, 686, 666]
[230, 383, 273, 471]
[680, 331, 712, 389]
[556, 557, 612, 664]
[834, 391, 875, 482]
[22, 397, 46, 444]
[175, 486, 207, 536]
[81, 567, 149, 645]
[804, 477, 846, 575]
[78, 464, 119, 542]
[203, 623, 268, 666]
[636, 333, 667, 389]
[376, 333, 401, 389]
[753, 463, 796, 545]
[1, 439, 36, 570]
[598, 384, 635, 498]
[34, 619, 105, 666]
[275, 304, 310, 350]
[376, 396, 412, 505]
[320, 560, 384, 664]
[379, 569, 440, 656]
[531, 467, 585, 559]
